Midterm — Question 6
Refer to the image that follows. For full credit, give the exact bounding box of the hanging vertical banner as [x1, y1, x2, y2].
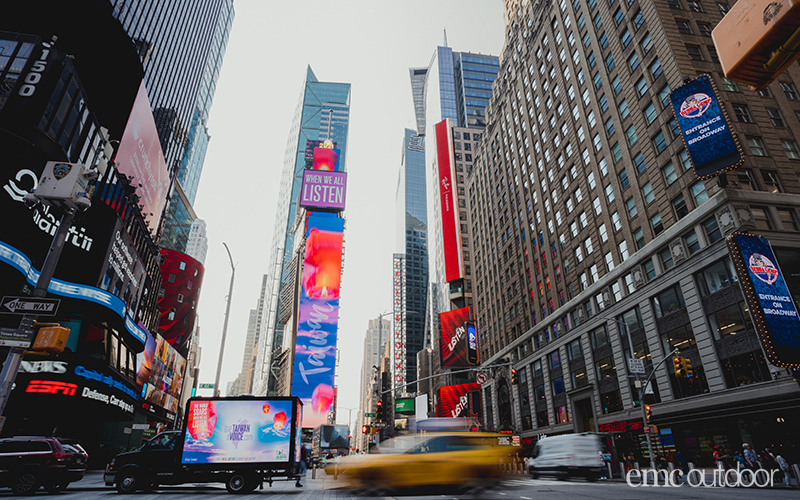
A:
[392, 254, 406, 391]
[435, 119, 464, 282]
[291, 215, 344, 427]
[727, 232, 800, 367]
[669, 74, 744, 180]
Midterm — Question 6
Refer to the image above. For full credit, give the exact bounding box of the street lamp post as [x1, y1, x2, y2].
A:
[604, 316, 656, 471]
[213, 243, 236, 397]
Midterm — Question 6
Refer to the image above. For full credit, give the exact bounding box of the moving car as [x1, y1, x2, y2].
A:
[528, 433, 604, 481]
[337, 433, 511, 493]
[56, 440, 88, 486]
[0, 437, 77, 495]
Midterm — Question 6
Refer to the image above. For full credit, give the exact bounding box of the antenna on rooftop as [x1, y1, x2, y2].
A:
[443, 28, 448, 48]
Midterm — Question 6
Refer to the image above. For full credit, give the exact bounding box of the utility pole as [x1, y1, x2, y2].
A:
[213, 242, 236, 397]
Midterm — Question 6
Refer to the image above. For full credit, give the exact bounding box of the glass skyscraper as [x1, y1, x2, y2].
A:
[253, 66, 351, 396]
[107, 0, 234, 251]
[395, 128, 428, 393]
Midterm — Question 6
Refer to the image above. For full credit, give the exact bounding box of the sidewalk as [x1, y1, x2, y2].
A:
[72, 468, 341, 492]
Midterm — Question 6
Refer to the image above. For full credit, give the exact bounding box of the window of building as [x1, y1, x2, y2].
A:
[709, 302, 753, 340]
[778, 208, 800, 231]
[751, 206, 773, 230]
[781, 82, 798, 100]
[691, 180, 709, 205]
[720, 76, 738, 92]
[679, 149, 691, 170]
[767, 108, 785, 127]
[659, 247, 674, 272]
[673, 194, 689, 219]
[641, 32, 653, 53]
[747, 137, 767, 156]
[634, 9, 645, 30]
[612, 211, 622, 231]
[662, 161, 677, 185]
[686, 45, 703, 60]
[736, 169, 756, 190]
[650, 58, 663, 79]
[668, 118, 680, 139]
[697, 22, 712, 36]
[644, 102, 657, 124]
[590, 324, 610, 349]
[549, 350, 561, 369]
[628, 51, 640, 70]
[703, 217, 722, 244]
[653, 284, 685, 318]
[733, 105, 753, 123]
[636, 77, 648, 97]
[651, 213, 664, 235]
[626, 197, 638, 218]
[644, 260, 656, 280]
[782, 140, 800, 159]
[634, 227, 645, 249]
[642, 182, 655, 204]
[626, 124, 638, 146]
[762, 170, 782, 193]
[696, 258, 737, 297]
[684, 230, 700, 255]
[653, 131, 667, 153]
[595, 355, 616, 381]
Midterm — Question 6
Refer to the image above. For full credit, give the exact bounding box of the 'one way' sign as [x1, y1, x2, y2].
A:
[0, 297, 60, 316]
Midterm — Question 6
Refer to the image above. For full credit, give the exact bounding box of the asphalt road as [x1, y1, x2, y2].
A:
[3, 471, 798, 500]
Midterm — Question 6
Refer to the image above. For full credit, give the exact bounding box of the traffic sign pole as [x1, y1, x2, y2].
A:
[0, 207, 76, 428]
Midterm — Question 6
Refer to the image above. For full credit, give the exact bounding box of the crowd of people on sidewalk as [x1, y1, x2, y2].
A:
[711, 443, 795, 487]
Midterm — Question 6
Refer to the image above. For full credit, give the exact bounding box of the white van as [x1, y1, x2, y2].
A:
[529, 433, 604, 481]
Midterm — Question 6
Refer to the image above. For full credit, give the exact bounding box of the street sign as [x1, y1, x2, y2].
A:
[628, 358, 646, 374]
[644, 426, 652, 434]
[476, 372, 489, 385]
[123, 427, 132, 434]
[132, 424, 150, 430]
[199, 383, 214, 389]
[364, 412, 375, 418]
[0, 296, 59, 316]
[0, 327, 36, 348]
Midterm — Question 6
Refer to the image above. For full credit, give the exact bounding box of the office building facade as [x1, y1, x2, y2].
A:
[468, 0, 800, 462]
[253, 67, 351, 396]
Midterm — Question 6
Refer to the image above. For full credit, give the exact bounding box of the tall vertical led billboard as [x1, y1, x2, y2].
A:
[669, 74, 744, 180]
[291, 215, 344, 428]
[435, 119, 464, 282]
[727, 233, 800, 366]
[114, 82, 170, 233]
[136, 332, 187, 419]
[440, 306, 472, 368]
[393, 255, 407, 391]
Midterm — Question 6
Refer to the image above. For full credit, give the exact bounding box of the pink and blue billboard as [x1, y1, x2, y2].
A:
[291, 214, 344, 428]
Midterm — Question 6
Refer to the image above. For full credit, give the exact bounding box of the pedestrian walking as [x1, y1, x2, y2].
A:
[743, 443, 759, 470]
[777, 453, 795, 488]
[713, 446, 725, 469]
[296, 444, 308, 487]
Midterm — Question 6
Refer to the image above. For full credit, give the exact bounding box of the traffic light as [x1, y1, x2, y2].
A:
[713, 0, 800, 91]
[673, 356, 685, 378]
[362, 425, 370, 434]
[645, 404, 652, 424]
[510, 368, 518, 385]
[376, 400, 384, 421]
[682, 357, 694, 378]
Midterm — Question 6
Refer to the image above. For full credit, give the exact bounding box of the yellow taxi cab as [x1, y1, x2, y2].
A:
[336, 432, 513, 492]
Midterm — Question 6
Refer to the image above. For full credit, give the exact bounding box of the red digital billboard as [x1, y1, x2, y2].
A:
[437, 382, 480, 418]
[114, 81, 170, 234]
[157, 249, 204, 356]
[435, 119, 463, 282]
[440, 306, 471, 368]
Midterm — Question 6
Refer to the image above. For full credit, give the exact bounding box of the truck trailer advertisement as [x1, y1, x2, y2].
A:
[181, 399, 295, 464]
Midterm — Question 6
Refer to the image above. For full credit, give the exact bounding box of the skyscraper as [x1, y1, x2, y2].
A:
[357, 317, 391, 450]
[253, 67, 351, 396]
[186, 219, 209, 265]
[394, 129, 429, 394]
[468, 0, 800, 456]
[228, 309, 258, 396]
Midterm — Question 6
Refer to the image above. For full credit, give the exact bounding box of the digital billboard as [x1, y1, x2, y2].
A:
[114, 81, 170, 233]
[437, 382, 480, 418]
[435, 119, 464, 282]
[300, 170, 347, 211]
[440, 306, 471, 368]
[319, 425, 349, 449]
[392, 255, 406, 389]
[181, 399, 295, 464]
[136, 332, 187, 416]
[291, 215, 344, 428]
[727, 233, 800, 366]
[467, 321, 479, 365]
[669, 74, 744, 180]
[395, 397, 415, 414]
[157, 249, 204, 355]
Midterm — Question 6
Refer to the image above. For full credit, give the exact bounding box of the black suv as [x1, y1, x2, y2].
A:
[0, 437, 73, 495]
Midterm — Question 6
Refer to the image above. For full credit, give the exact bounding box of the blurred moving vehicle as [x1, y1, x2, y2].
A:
[337, 433, 511, 493]
[56, 439, 88, 485]
[0, 436, 85, 495]
[528, 433, 603, 481]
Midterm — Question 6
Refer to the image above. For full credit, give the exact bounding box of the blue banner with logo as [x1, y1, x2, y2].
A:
[670, 74, 743, 179]
[728, 233, 800, 366]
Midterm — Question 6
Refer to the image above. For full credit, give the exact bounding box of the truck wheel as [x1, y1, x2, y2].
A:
[11, 469, 39, 496]
[116, 472, 139, 494]
[226, 473, 253, 494]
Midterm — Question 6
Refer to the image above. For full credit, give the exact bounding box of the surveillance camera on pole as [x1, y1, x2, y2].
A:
[29, 161, 98, 212]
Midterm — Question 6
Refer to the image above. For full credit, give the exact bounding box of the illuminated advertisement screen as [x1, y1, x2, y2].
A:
[440, 307, 471, 368]
[157, 249, 205, 356]
[669, 74, 743, 179]
[467, 321, 479, 365]
[181, 399, 294, 464]
[437, 382, 480, 418]
[728, 233, 800, 366]
[291, 215, 344, 428]
[435, 119, 463, 282]
[319, 425, 349, 449]
[136, 332, 187, 415]
[294, 400, 302, 462]
[114, 81, 170, 233]
[300, 170, 347, 211]
[395, 397, 415, 414]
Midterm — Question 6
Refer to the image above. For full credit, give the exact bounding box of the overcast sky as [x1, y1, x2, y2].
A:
[192, 0, 504, 429]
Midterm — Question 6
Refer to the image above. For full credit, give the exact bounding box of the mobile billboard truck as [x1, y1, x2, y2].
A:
[105, 397, 303, 493]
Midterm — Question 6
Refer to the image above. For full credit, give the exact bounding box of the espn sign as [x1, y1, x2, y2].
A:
[25, 380, 77, 396]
